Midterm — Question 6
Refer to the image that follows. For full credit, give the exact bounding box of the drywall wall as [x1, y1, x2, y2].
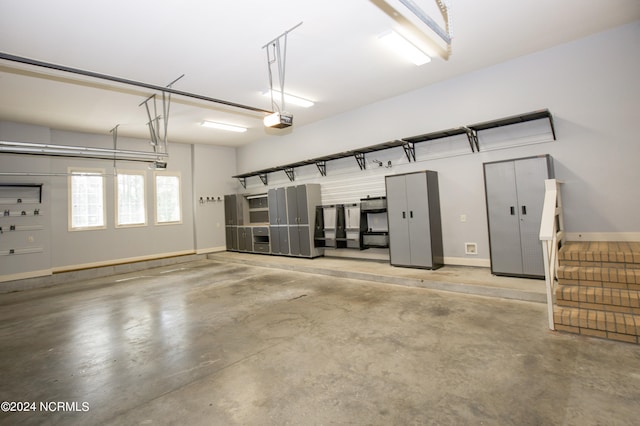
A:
[0, 122, 52, 279]
[0, 123, 208, 280]
[192, 143, 238, 253]
[236, 22, 640, 263]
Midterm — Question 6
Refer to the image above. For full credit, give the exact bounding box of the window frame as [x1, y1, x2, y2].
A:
[154, 171, 182, 225]
[115, 169, 147, 228]
[68, 167, 107, 232]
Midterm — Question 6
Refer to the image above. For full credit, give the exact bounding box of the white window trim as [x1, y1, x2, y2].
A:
[154, 171, 183, 225]
[68, 167, 107, 232]
[115, 169, 147, 228]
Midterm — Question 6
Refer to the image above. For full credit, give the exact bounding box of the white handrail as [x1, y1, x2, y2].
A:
[539, 179, 564, 330]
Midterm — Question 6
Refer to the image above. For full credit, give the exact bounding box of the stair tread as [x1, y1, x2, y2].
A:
[553, 306, 639, 343]
[555, 285, 640, 314]
[559, 241, 640, 264]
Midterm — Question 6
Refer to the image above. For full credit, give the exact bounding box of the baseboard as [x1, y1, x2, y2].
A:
[1, 251, 205, 294]
[323, 248, 390, 261]
[196, 246, 227, 255]
[0, 269, 53, 284]
[443, 257, 491, 268]
[565, 232, 640, 242]
[51, 250, 197, 273]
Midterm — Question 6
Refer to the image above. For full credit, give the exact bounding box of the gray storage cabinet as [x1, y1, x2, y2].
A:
[385, 171, 444, 269]
[224, 194, 245, 251]
[268, 187, 289, 254]
[483, 155, 554, 278]
[286, 184, 323, 258]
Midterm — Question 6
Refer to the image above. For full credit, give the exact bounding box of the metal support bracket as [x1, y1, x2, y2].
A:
[259, 173, 268, 185]
[238, 177, 247, 189]
[354, 152, 366, 170]
[464, 127, 480, 152]
[402, 141, 416, 162]
[284, 167, 295, 182]
[316, 160, 327, 176]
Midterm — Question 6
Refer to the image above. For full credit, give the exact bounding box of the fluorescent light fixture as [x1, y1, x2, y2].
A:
[201, 121, 247, 133]
[378, 31, 431, 66]
[263, 90, 314, 108]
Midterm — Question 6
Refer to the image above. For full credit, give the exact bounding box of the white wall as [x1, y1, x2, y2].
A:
[236, 22, 640, 263]
[192, 144, 238, 253]
[0, 123, 237, 282]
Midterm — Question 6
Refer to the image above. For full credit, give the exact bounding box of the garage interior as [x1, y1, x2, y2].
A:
[1, 1, 639, 424]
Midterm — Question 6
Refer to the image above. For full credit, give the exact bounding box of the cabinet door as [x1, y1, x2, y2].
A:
[515, 157, 549, 276]
[224, 195, 236, 225]
[297, 226, 311, 257]
[278, 227, 289, 254]
[485, 161, 523, 275]
[225, 226, 235, 250]
[296, 186, 309, 224]
[386, 175, 411, 266]
[276, 188, 287, 224]
[226, 226, 238, 251]
[270, 226, 280, 253]
[289, 226, 301, 255]
[288, 226, 311, 257]
[406, 173, 432, 267]
[244, 228, 253, 252]
[238, 228, 246, 251]
[268, 189, 278, 225]
[286, 186, 298, 224]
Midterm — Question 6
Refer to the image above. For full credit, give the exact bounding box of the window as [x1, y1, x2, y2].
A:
[116, 171, 146, 227]
[155, 173, 182, 224]
[69, 168, 106, 230]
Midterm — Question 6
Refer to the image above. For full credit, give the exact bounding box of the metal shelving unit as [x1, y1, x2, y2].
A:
[232, 110, 556, 187]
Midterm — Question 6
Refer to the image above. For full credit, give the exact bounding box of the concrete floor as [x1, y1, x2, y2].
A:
[1, 258, 639, 425]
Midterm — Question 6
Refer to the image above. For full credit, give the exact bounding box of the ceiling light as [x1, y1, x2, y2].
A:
[201, 121, 247, 133]
[378, 31, 431, 66]
[263, 90, 315, 108]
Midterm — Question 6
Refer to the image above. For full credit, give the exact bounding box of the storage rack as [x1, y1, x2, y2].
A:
[232, 110, 555, 187]
[0, 184, 45, 257]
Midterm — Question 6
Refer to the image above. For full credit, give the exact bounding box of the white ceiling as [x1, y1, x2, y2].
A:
[1, 0, 638, 147]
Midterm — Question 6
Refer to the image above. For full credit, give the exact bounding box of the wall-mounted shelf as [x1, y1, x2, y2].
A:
[232, 110, 555, 186]
[0, 183, 43, 204]
[2, 209, 43, 217]
[360, 197, 389, 249]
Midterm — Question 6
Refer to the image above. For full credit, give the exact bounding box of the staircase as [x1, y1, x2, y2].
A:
[553, 241, 640, 344]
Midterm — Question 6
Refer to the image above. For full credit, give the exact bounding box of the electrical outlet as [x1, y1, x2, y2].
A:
[460, 214, 467, 223]
[27, 235, 35, 243]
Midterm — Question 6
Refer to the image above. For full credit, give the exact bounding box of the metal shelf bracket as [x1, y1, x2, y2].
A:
[464, 127, 480, 152]
[237, 177, 247, 189]
[258, 173, 268, 185]
[402, 141, 416, 162]
[354, 152, 366, 170]
[284, 167, 295, 182]
[316, 160, 327, 176]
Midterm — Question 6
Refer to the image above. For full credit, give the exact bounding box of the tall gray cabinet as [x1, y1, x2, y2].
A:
[385, 171, 444, 269]
[268, 183, 322, 258]
[483, 155, 554, 278]
[224, 194, 246, 251]
[268, 187, 289, 254]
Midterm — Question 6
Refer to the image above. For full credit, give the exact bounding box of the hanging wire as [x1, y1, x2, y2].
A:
[263, 22, 302, 114]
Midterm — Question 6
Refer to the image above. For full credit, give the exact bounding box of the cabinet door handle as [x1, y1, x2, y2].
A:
[522, 205, 527, 215]
[402, 211, 406, 219]
[510, 206, 515, 215]
[410, 211, 413, 219]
